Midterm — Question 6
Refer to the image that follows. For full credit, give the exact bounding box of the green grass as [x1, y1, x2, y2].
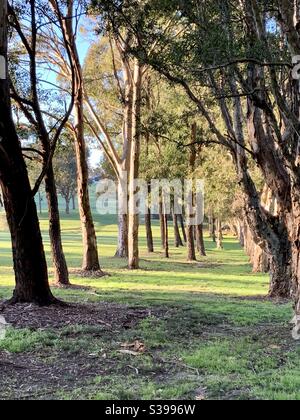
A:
[0, 204, 299, 401]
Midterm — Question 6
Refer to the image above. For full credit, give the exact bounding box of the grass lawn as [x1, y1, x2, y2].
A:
[0, 209, 299, 400]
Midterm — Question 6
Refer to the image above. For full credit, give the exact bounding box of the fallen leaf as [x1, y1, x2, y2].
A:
[121, 340, 146, 353]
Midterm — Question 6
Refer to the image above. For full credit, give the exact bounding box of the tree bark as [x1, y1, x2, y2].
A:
[159, 199, 166, 249]
[196, 224, 206, 256]
[45, 164, 70, 286]
[115, 172, 129, 258]
[179, 214, 187, 243]
[0, 0, 54, 304]
[216, 219, 223, 250]
[251, 244, 269, 273]
[210, 216, 216, 243]
[145, 209, 154, 253]
[72, 194, 76, 210]
[186, 123, 197, 262]
[115, 213, 128, 258]
[128, 59, 142, 270]
[173, 211, 183, 247]
[73, 96, 101, 271]
[186, 225, 197, 261]
[237, 220, 245, 247]
[162, 198, 169, 258]
[65, 197, 70, 215]
[60, 3, 101, 272]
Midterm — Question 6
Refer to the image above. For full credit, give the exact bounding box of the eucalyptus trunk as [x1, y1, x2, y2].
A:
[128, 59, 142, 270]
[116, 174, 128, 258]
[73, 92, 101, 271]
[63, 8, 101, 272]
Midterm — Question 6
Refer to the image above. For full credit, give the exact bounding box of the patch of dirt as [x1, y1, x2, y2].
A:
[0, 302, 170, 400]
[0, 351, 115, 400]
[0, 301, 163, 330]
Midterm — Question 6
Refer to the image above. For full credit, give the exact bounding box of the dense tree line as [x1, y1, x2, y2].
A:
[0, 0, 299, 338]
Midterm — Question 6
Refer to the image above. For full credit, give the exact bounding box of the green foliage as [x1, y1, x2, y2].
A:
[53, 136, 77, 208]
[195, 146, 238, 219]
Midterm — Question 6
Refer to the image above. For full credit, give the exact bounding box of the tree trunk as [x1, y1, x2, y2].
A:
[196, 224, 206, 256]
[173, 211, 183, 247]
[115, 173, 128, 258]
[145, 209, 154, 253]
[269, 245, 292, 299]
[128, 59, 142, 270]
[238, 220, 245, 247]
[179, 214, 187, 243]
[251, 244, 269, 273]
[63, 9, 101, 273]
[216, 219, 223, 249]
[186, 225, 197, 261]
[159, 199, 166, 249]
[65, 197, 70, 215]
[291, 194, 300, 337]
[72, 194, 76, 210]
[186, 123, 197, 262]
[45, 165, 70, 286]
[115, 213, 128, 258]
[0, 0, 54, 304]
[210, 216, 216, 242]
[73, 97, 101, 272]
[163, 198, 169, 259]
[2, 182, 55, 304]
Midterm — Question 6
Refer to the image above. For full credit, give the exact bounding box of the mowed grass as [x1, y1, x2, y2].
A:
[0, 206, 299, 400]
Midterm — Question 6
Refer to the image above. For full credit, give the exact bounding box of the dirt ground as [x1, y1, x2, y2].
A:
[0, 301, 157, 330]
[0, 302, 169, 400]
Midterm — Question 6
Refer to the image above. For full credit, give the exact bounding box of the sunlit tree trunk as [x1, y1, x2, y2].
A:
[179, 214, 187, 243]
[63, 7, 101, 272]
[115, 171, 129, 258]
[128, 59, 142, 270]
[216, 219, 223, 250]
[145, 182, 154, 254]
[196, 224, 206, 256]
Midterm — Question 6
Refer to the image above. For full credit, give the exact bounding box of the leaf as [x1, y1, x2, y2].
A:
[120, 340, 146, 353]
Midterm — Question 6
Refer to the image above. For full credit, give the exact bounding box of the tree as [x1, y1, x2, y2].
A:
[87, 1, 146, 269]
[49, 0, 102, 273]
[9, 0, 73, 286]
[0, 0, 55, 304]
[139, 76, 192, 258]
[120, 0, 293, 300]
